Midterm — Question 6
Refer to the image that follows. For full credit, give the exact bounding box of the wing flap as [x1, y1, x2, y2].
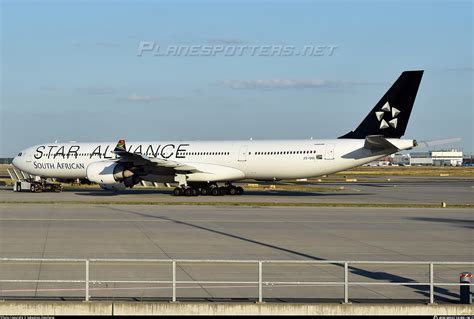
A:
[148, 157, 202, 172]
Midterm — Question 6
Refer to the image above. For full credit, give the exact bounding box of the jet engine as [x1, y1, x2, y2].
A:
[86, 161, 141, 188]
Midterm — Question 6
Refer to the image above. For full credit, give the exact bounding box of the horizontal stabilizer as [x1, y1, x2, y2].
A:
[364, 135, 417, 152]
[364, 135, 398, 151]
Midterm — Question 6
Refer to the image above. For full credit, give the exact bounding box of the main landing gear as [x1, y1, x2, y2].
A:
[173, 183, 244, 197]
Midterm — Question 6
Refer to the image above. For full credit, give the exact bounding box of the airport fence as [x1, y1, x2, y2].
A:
[0, 258, 472, 303]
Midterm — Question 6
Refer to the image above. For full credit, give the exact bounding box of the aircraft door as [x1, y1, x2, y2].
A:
[238, 145, 248, 162]
[324, 143, 335, 160]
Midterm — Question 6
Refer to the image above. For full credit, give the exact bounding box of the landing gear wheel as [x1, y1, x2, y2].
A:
[184, 187, 194, 196]
[173, 187, 184, 196]
[228, 186, 237, 195]
[211, 187, 221, 196]
[191, 188, 199, 196]
[218, 187, 228, 195]
[235, 187, 243, 195]
[201, 187, 211, 196]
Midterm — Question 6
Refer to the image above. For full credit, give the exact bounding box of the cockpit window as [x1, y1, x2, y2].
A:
[18, 152, 22, 156]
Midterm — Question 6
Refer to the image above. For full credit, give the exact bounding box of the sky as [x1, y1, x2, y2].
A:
[1, 0, 472, 157]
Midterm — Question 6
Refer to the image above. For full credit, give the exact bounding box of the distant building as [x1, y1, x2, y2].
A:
[392, 149, 463, 166]
[409, 152, 433, 166]
[431, 149, 463, 166]
[0, 158, 13, 164]
[392, 153, 411, 166]
[463, 155, 474, 165]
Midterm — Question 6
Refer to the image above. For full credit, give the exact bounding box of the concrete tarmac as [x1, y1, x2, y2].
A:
[0, 204, 472, 303]
[1, 177, 473, 205]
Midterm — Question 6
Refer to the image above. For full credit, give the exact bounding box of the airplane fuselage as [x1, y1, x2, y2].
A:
[11, 70, 424, 194]
[13, 138, 414, 183]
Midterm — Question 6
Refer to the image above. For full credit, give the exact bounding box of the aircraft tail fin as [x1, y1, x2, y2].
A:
[339, 70, 423, 139]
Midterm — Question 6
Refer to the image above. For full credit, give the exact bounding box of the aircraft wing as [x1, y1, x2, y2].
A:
[148, 157, 201, 172]
[113, 139, 201, 172]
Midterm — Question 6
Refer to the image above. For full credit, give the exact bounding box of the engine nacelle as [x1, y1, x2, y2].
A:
[86, 161, 138, 187]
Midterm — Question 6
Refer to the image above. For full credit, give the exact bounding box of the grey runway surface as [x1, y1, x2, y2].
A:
[0, 204, 472, 302]
[1, 177, 473, 204]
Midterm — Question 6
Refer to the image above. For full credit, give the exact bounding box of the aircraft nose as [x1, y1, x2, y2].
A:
[12, 155, 18, 168]
[12, 151, 25, 170]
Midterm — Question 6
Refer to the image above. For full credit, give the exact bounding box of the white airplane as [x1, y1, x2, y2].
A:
[13, 70, 423, 196]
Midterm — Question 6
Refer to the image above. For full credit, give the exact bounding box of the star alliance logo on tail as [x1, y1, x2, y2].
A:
[375, 102, 400, 129]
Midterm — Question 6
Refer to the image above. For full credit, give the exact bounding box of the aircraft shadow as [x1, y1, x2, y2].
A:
[406, 217, 474, 229]
[235, 190, 372, 197]
[72, 189, 171, 196]
[71, 188, 373, 198]
[103, 206, 461, 303]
